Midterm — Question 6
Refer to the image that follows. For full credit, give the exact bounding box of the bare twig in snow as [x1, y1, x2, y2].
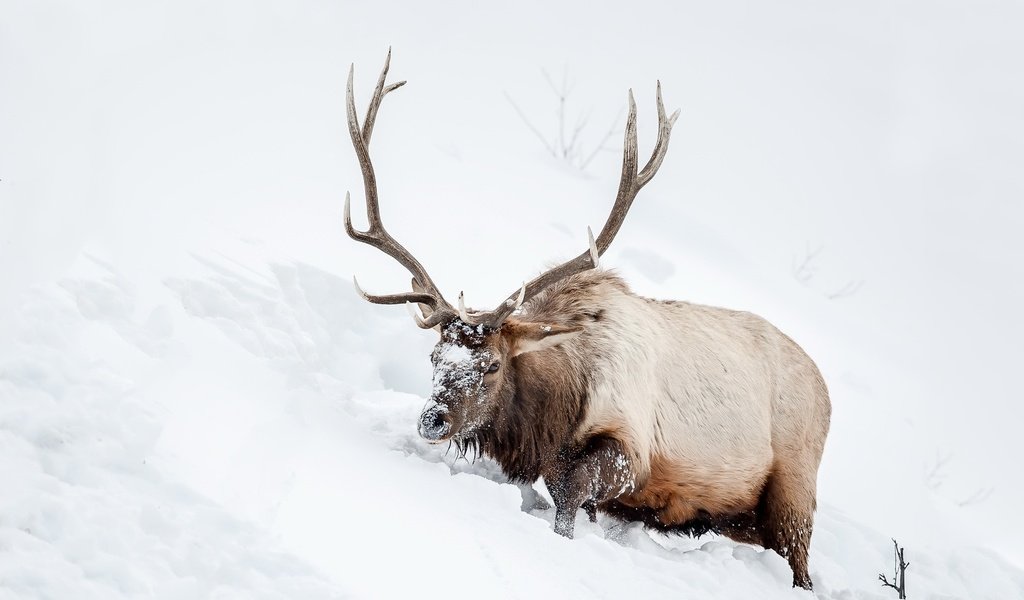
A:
[827, 279, 865, 299]
[878, 539, 909, 599]
[505, 67, 621, 171]
[580, 106, 624, 170]
[791, 244, 823, 285]
[924, 450, 953, 490]
[504, 92, 557, 157]
[923, 451, 994, 507]
[957, 486, 995, 507]
[792, 244, 864, 300]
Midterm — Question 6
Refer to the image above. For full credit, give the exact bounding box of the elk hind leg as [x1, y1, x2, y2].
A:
[758, 467, 816, 590]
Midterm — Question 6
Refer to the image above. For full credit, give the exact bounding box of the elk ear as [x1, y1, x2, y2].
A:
[507, 321, 583, 357]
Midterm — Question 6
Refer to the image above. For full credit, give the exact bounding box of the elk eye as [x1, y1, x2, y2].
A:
[486, 362, 500, 373]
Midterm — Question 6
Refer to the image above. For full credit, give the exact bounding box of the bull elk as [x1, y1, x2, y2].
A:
[343, 50, 831, 590]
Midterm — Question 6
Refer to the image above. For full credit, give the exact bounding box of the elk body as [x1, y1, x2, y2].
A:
[343, 51, 831, 590]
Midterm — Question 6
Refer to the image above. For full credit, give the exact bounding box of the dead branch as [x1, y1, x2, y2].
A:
[957, 486, 995, 507]
[826, 279, 865, 299]
[580, 106, 624, 170]
[791, 244, 823, 285]
[792, 244, 864, 299]
[878, 538, 909, 598]
[505, 68, 621, 171]
[504, 91, 557, 157]
[924, 450, 953, 490]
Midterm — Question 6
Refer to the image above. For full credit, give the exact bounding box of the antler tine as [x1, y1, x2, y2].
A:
[361, 48, 407, 147]
[405, 301, 449, 329]
[405, 302, 428, 327]
[587, 225, 600, 268]
[458, 291, 471, 323]
[477, 83, 678, 329]
[345, 51, 456, 328]
[637, 81, 680, 188]
[353, 276, 437, 306]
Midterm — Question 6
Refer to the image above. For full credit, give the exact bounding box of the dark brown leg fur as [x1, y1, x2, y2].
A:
[548, 437, 634, 538]
[757, 467, 816, 590]
[718, 511, 762, 546]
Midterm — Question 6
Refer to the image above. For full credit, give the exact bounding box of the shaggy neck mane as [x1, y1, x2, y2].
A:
[476, 270, 626, 482]
[477, 350, 586, 482]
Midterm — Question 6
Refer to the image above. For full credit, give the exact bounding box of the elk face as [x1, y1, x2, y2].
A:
[417, 319, 581, 442]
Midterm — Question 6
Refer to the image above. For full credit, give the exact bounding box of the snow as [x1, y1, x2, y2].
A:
[2, 1, 1024, 599]
[430, 327, 490, 402]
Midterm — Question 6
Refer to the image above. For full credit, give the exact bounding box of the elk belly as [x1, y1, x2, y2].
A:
[617, 455, 768, 527]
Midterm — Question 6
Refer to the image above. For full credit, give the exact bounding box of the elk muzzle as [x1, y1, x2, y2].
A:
[418, 404, 452, 441]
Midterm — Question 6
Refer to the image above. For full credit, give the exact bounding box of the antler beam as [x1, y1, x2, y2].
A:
[345, 51, 678, 332]
[470, 83, 680, 329]
[344, 49, 457, 329]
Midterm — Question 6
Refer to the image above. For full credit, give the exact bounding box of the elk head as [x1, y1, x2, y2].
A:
[343, 50, 678, 443]
[417, 317, 583, 441]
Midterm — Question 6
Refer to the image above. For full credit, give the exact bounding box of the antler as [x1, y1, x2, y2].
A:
[468, 83, 680, 328]
[344, 49, 457, 328]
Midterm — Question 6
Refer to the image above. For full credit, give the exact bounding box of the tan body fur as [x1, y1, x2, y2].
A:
[500, 270, 830, 588]
[557, 272, 829, 525]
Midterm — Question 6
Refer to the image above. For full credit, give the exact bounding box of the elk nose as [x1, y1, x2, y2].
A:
[418, 407, 451, 441]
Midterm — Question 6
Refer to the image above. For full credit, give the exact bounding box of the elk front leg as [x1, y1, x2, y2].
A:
[549, 437, 636, 538]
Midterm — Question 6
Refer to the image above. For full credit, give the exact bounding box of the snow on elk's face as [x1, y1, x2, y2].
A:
[416, 318, 583, 443]
[418, 320, 508, 443]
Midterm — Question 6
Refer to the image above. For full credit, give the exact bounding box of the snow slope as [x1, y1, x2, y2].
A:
[2, 249, 1022, 599]
[3, 1, 1024, 598]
